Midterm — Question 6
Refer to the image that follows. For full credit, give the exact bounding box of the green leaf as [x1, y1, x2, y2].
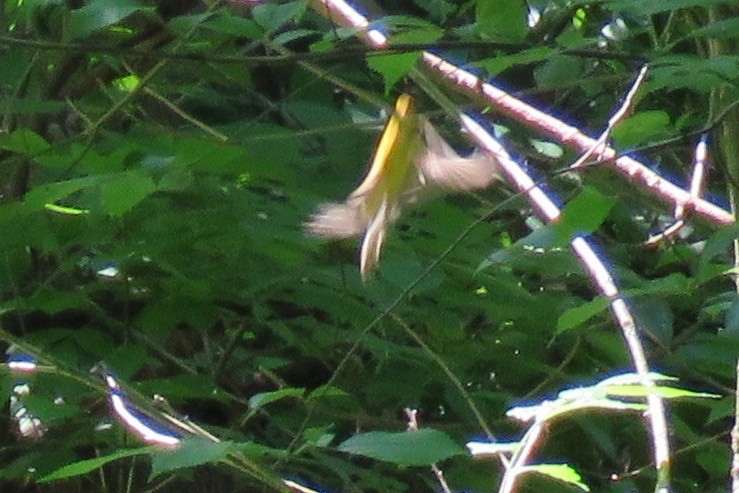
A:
[699, 224, 739, 278]
[69, 0, 146, 38]
[634, 298, 673, 344]
[696, 443, 731, 478]
[1, 99, 66, 115]
[477, 46, 553, 75]
[534, 55, 584, 89]
[531, 139, 564, 159]
[18, 288, 90, 314]
[554, 186, 617, 245]
[248, 387, 305, 410]
[604, 384, 720, 400]
[252, 0, 307, 32]
[386, 16, 444, 44]
[476, 0, 527, 42]
[198, 12, 263, 38]
[651, 55, 739, 93]
[725, 296, 739, 335]
[101, 171, 156, 216]
[0, 128, 50, 155]
[519, 464, 590, 491]
[150, 439, 233, 479]
[367, 52, 421, 94]
[687, 17, 739, 40]
[39, 447, 153, 481]
[611, 111, 671, 148]
[25, 176, 99, 211]
[607, 0, 729, 16]
[337, 429, 466, 466]
[556, 297, 610, 334]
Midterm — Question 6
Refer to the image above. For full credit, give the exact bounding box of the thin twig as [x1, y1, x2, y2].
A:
[404, 408, 453, 493]
[140, 86, 229, 142]
[389, 313, 501, 457]
[570, 64, 649, 169]
[0, 35, 643, 65]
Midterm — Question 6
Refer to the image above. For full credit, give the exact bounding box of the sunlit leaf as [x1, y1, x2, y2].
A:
[519, 464, 590, 491]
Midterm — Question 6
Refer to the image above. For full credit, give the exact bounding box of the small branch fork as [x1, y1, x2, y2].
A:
[309, 1, 683, 491]
[647, 135, 710, 245]
[570, 64, 649, 169]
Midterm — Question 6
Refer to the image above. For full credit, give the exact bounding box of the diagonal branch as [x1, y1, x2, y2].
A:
[419, 52, 732, 226]
[460, 114, 671, 491]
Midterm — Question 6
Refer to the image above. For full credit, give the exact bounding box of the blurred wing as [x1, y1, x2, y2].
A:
[305, 201, 364, 239]
[418, 120, 500, 192]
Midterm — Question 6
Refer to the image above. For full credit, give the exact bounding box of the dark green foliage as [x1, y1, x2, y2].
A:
[0, 0, 737, 492]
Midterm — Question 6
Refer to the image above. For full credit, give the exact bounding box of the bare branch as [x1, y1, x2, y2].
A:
[460, 114, 672, 492]
[646, 135, 710, 245]
[420, 52, 732, 226]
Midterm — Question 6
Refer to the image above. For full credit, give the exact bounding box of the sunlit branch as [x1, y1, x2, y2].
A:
[420, 52, 732, 226]
[498, 420, 546, 493]
[309, 0, 388, 49]
[460, 114, 671, 491]
[646, 135, 710, 245]
[2, 339, 319, 493]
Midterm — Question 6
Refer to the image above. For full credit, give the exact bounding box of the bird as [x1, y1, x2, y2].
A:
[305, 94, 500, 280]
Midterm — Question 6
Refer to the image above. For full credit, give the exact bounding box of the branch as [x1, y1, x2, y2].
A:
[460, 114, 672, 492]
[420, 52, 732, 226]
[0, 35, 643, 65]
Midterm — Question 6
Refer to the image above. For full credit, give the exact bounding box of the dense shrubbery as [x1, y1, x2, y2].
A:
[1, 1, 738, 492]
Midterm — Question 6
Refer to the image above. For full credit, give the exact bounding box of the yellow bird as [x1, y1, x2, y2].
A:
[306, 94, 499, 279]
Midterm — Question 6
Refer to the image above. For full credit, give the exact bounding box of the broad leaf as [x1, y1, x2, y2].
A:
[338, 429, 465, 466]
